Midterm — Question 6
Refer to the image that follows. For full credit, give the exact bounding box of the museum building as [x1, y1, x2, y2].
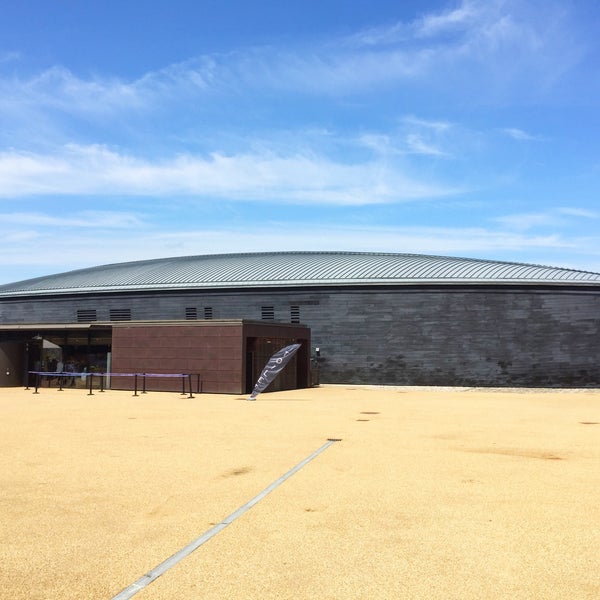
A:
[0, 251, 599, 391]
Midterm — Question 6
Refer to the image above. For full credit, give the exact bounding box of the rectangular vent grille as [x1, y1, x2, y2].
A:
[109, 308, 132, 321]
[290, 305, 300, 323]
[185, 307, 198, 320]
[76, 309, 97, 323]
[261, 306, 275, 320]
[204, 306, 213, 320]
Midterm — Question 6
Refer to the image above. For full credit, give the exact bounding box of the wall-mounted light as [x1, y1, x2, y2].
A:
[315, 347, 320, 357]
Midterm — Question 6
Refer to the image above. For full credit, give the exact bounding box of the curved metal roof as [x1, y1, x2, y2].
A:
[0, 251, 599, 297]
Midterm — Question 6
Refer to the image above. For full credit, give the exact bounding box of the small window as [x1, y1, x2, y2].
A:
[204, 307, 213, 320]
[185, 307, 198, 320]
[261, 306, 275, 320]
[109, 308, 132, 321]
[77, 309, 97, 323]
[290, 305, 300, 323]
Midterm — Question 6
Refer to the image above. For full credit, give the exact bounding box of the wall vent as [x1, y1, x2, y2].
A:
[290, 305, 300, 323]
[204, 306, 213, 320]
[185, 307, 198, 320]
[109, 308, 132, 321]
[261, 306, 275, 320]
[76, 309, 97, 323]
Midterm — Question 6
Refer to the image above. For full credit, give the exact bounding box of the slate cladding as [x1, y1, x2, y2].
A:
[1, 252, 599, 387]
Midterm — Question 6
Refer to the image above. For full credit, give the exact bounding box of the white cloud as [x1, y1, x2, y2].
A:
[494, 212, 561, 231]
[358, 126, 449, 157]
[501, 128, 541, 141]
[398, 115, 455, 157]
[0, 0, 587, 126]
[495, 207, 600, 231]
[557, 207, 599, 219]
[415, 0, 481, 38]
[0, 144, 459, 204]
[0, 210, 144, 229]
[335, 0, 585, 98]
[405, 133, 446, 156]
[401, 116, 453, 133]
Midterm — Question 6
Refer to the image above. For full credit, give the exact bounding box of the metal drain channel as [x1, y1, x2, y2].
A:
[111, 438, 341, 600]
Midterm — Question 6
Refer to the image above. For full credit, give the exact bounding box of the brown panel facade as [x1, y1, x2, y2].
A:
[110, 320, 310, 395]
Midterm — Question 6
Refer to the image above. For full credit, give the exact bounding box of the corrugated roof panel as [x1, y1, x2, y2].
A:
[0, 251, 599, 297]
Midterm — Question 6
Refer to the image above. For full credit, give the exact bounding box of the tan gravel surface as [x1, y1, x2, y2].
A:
[1, 385, 599, 599]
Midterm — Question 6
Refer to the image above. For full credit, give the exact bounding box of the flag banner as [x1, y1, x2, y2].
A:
[248, 343, 301, 400]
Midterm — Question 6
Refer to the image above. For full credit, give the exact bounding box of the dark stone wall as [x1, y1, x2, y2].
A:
[1, 285, 599, 387]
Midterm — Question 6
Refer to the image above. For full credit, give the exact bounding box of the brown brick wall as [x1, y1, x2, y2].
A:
[111, 323, 245, 393]
[110, 321, 310, 394]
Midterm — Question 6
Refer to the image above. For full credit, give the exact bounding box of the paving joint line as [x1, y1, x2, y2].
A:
[111, 438, 341, 600]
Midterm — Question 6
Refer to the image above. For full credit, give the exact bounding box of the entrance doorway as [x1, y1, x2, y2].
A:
[245, 336, 301, 394]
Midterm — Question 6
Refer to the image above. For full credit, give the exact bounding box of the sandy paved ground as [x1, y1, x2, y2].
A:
[0, 384, 599, 599]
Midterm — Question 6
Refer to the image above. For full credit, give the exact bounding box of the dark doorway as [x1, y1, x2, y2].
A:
[245, 336, 301, 394]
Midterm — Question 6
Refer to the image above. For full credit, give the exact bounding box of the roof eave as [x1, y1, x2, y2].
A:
[1, 277, 600, 298]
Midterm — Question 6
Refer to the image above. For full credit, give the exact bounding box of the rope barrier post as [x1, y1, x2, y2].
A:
[188, 374, 194, 399]
[196, 374, 201, 394]
[58, 374, 63, 392]
[34, 373, 40, 394]
[100, 374, 105, 392]
[88, 373, 94, 396]
[142, 374, 147, 394]
[133, 374, 138, 397]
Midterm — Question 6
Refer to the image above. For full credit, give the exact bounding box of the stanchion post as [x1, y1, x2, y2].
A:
[100, 373, 105, 392]
[142, 374, 147, 394]
[133, 374, 138, 397]
[88, 373, 94, 396]
[58, 373, 63, 391]
[34, 372, 40, 394]
[188, 374, 194, 398]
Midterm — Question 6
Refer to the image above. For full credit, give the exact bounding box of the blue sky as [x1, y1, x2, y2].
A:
[1, 0, 599, 283]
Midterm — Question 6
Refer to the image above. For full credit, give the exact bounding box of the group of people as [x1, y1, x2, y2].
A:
[45, 357, 84, 387]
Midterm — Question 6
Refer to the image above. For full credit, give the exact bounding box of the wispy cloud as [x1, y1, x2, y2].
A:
[494, 212, 562, 231]
[0, 222, 592, 276]
[356, 116, 459, 158]
[0, 144, 460, 204]
[405, 134, 446, 156]
[494, 207, 599, 231]
[399, 116, 455, 157]
[501, 128, 542, 141]
[0, 210, 144, 229]
[415, 0, 482, 38]
[336, 0, 585, 96]
[0, 0, 588, 127]
[557, 207, 599, 219]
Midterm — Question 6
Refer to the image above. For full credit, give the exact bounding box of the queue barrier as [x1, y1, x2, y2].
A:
[27, 371, 201, 398]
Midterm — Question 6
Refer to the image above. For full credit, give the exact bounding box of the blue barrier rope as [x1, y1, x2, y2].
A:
[27, 371, 196, 398]
[28, 371, 189, 377]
